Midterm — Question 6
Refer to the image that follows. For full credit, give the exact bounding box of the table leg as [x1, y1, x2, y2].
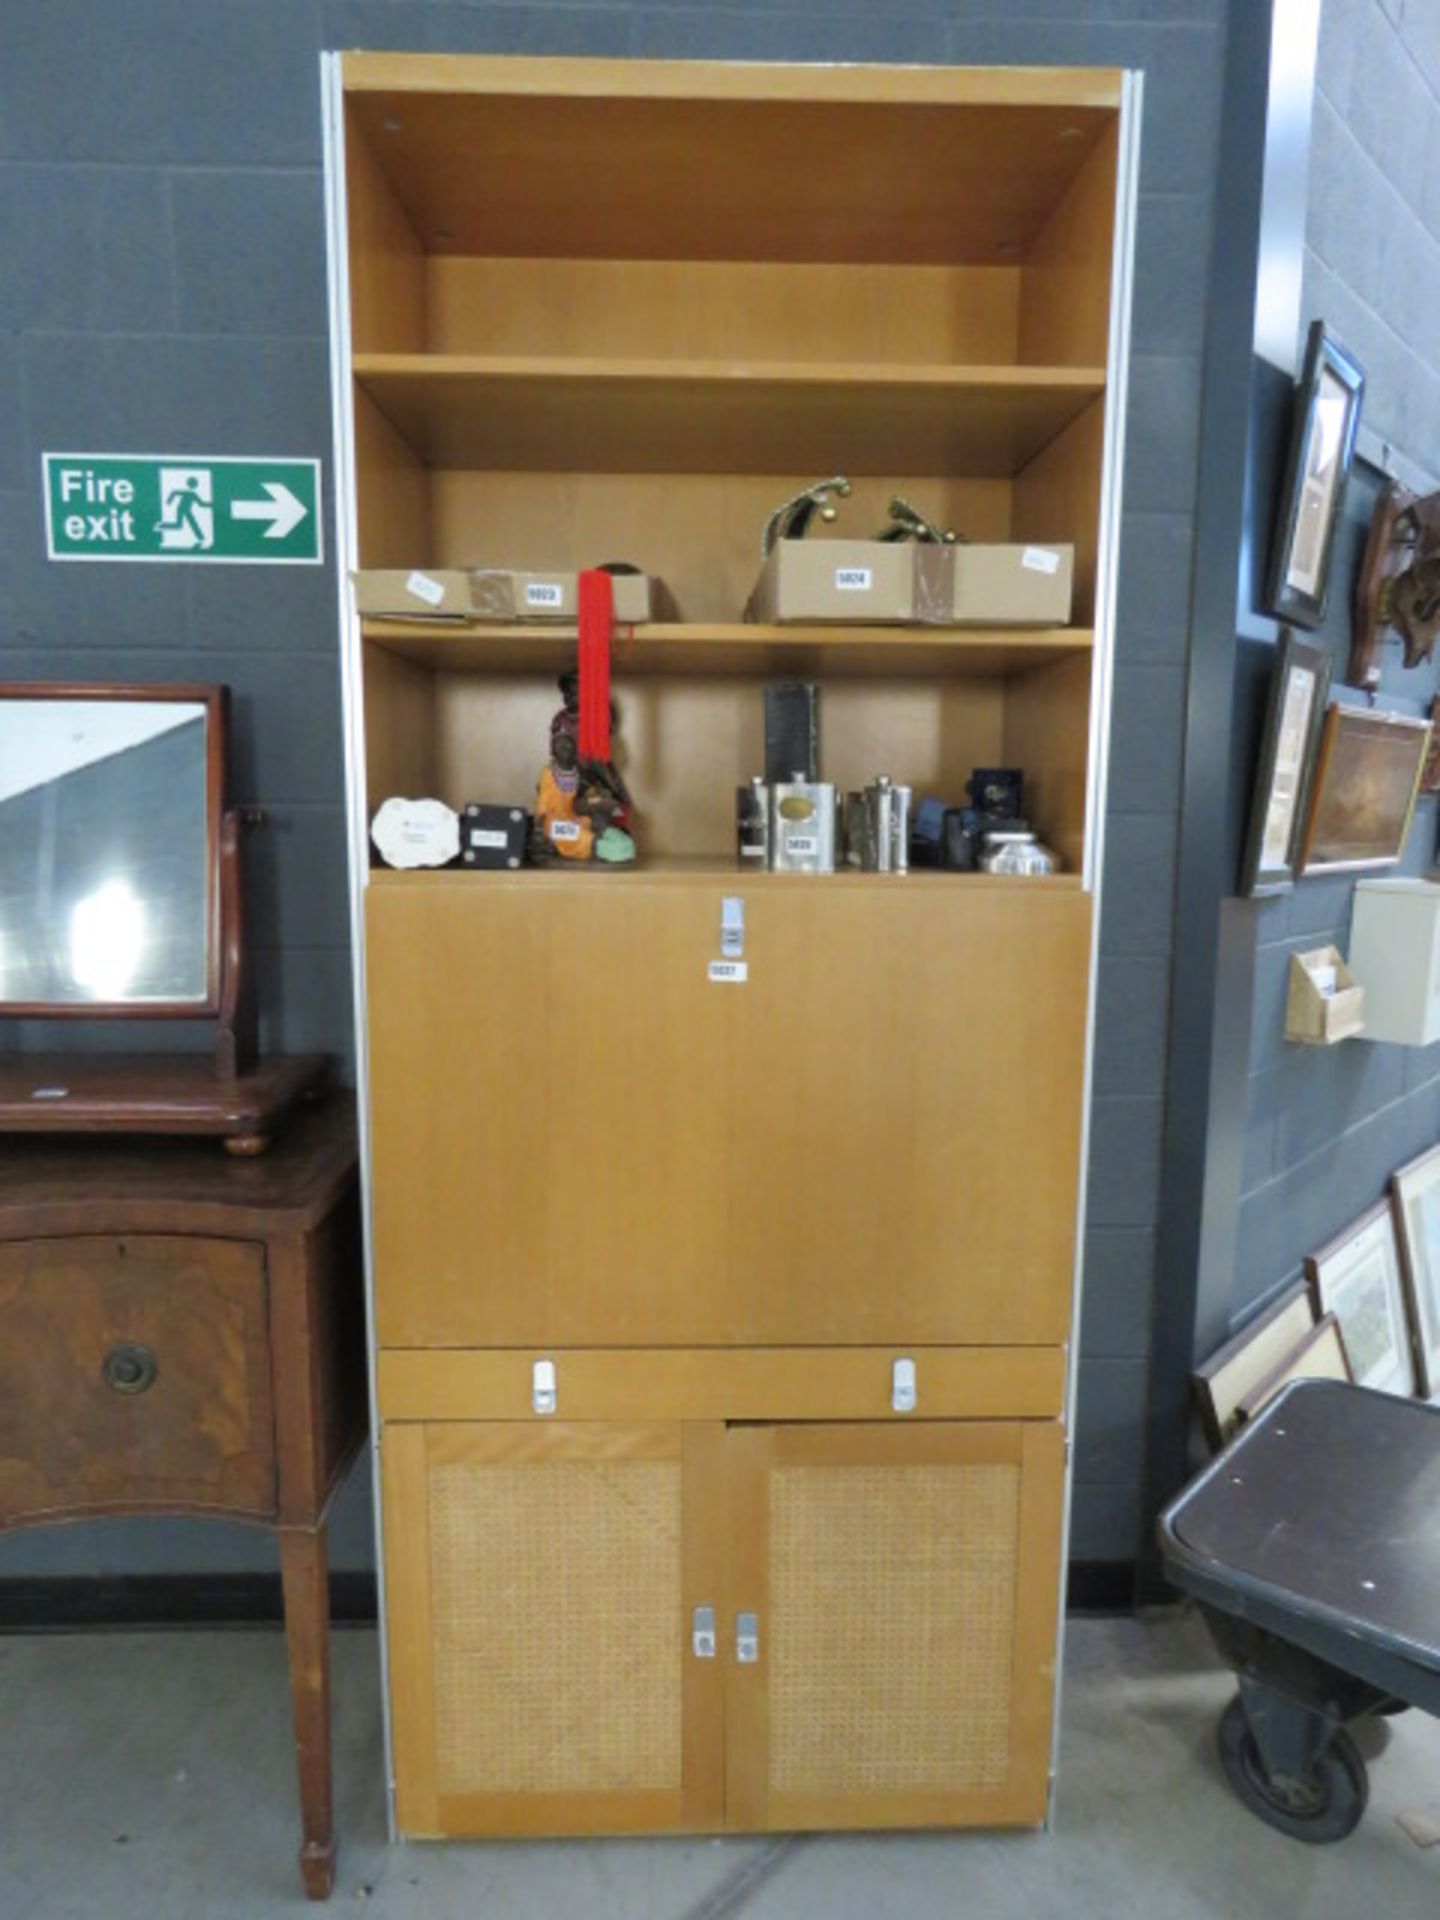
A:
[280, 1526, 336, 1900]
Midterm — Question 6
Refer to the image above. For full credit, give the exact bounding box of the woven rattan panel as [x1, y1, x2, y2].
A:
[770, 1462, 1020, 1794]
[428, 1458, 683, 1795]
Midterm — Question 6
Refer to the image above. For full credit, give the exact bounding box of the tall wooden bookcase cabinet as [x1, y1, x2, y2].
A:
[323, 53, 1139, 1840]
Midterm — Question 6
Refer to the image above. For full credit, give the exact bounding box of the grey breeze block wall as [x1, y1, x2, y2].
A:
[1232, 0, 1440, 1332]
[0, 0, 1227, 1583]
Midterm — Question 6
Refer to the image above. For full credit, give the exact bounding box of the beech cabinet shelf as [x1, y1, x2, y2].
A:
[353, 355, 1107, 475]
[360, 619, 1094, 679]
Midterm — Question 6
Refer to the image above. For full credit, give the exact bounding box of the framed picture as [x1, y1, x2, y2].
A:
[1193, 1279, 1316, 1448]
[1392, 1145, 1440, 1399]
[1234, 1313, 1352, 1427]
[1298, 703, 1430, 875]
[1305, 1200, 1416, 1397]
[1263, 320, 1365, 628]
[1239, 630, 1331, 895]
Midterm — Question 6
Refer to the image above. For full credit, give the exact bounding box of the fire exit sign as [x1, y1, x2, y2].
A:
[43, 454, 323, 564]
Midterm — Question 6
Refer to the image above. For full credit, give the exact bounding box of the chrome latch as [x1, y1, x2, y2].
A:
[736, 1610, 759, 1664]
[692, 1606, 716, 1658]
[532, 1358, 557, 1415]
[892, 1355, 917, 1413]
[721, 895, 745, 958]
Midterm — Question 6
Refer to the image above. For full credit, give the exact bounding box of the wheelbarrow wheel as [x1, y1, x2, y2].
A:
[1217, 1696, 1368, 1843]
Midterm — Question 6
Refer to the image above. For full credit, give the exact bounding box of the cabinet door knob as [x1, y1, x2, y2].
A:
[736, 1610, 760, 1664]
[692, 1606, 717, 1659]
[103, 1343, 158, 1395]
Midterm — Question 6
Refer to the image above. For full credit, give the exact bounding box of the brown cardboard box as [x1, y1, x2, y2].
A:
[349, 569, 474, 619]
[350, 567, 657, 623]
[745, 540, 918, 624]
[469, 569, 655, 623]
[922, 543, 1074, 626]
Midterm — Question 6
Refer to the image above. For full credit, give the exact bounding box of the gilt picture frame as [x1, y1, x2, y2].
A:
[1298, 703, 1430, 876]
[1263, 320, 1365, 629]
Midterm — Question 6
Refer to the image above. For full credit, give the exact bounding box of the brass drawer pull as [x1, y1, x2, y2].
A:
[103, 1343, 158, 1395]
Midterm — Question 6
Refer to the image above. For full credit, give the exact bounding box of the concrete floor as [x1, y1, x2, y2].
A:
[1, 1610, 1437, 1918]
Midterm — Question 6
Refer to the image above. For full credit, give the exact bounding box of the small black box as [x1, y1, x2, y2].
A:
[764, 682, 820, 785]
[460, 802, 529, 869]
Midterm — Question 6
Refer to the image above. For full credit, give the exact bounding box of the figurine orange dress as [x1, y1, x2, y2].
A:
[534, 752, 595, 860]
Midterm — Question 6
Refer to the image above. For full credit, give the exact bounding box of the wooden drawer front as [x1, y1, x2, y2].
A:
[378, 1346, 1067, 1424]
[0, 1235, 276, 1522]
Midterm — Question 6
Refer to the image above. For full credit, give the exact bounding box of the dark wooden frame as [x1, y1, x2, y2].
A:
[1297, 701, 1430, 875]
[1262, 319, 1365, 629]
[0, 682, 228, 1018]
[1238, 629, 1330, 896]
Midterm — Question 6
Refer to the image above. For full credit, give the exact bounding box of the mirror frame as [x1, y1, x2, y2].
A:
[0, 681, 228, 1019]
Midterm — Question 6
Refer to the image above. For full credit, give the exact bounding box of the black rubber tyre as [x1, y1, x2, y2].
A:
[1217, 1695, 1368, 1843]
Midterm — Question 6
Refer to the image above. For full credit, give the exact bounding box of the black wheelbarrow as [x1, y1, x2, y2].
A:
[1157, 1377, 1440, 1842]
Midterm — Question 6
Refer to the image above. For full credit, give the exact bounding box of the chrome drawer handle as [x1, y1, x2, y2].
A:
[103, 1343, 158, 1395]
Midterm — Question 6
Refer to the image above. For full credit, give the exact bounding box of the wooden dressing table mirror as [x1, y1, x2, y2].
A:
[0, 682, 325, 1152]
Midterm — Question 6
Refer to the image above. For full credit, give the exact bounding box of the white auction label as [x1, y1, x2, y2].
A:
[549, 820, 582, 844]
[468, 827, 509, 849]
[785, 835, 819, 857]
[1021, 546, 1061, 575]
[708, 960, 748, 983]
[526, 581, 565, 608]
[405, 570, 446, 606]
[834, 567, 873, 591]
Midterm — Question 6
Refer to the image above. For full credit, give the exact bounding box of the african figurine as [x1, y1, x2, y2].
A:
[533, 711, 636, 865]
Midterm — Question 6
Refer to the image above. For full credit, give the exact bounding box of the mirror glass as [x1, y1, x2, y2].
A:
[0, 698, 211, 1006]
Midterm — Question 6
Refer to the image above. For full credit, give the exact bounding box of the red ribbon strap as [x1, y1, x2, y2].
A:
[577, 568, 613, 761]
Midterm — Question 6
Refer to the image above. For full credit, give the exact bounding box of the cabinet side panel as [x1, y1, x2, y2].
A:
[1001, 652, 1093, 877]
[1011, 394, 1104, 625]
[354, 386, 432, 568]
[346, 108, 427, 353]
[1016, 120, 1117, 368]
[362, 642, 435, 817]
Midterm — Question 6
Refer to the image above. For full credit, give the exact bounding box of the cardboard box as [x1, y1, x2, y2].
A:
[350, 569, 474, 619]
[469, 569, 655, 624]
[745, 540, 1073, 627]
[745, 540, 918, 624]
[350, 568, 657, 623]
[925, 543, 1074, 627]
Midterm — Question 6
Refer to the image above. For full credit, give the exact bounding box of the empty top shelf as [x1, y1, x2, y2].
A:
[342, 54, 1122, 267]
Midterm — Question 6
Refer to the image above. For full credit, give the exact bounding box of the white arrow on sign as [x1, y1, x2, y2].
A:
[231, 482, 308, 540]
